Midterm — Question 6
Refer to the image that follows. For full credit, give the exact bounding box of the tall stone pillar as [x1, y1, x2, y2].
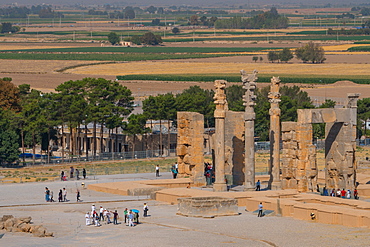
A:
[241, 69, 257, 190]
[213, 80, 228, 192]
[268, 76, 282, 190]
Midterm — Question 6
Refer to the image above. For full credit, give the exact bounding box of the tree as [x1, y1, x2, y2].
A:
[124, 6, 135, 19]
[124, 114, 150, 157]
[157, 7, 164, 14]
[279, 48, 293, 63]
[175, 86, 215, 127]
[267, 51, 279, 63]
[252, 56, 258, 62]
[295, 41, 326, 63]
[189, 15, 199, 25]
[21, 89, 48, 164]
[0, 79, 21, 111]
[147, 6, 157, 14]
[172, 27, 180, 34]
[0, 109, 20, 166]
[225, 85, 244, 112]
[108, 32, 120, 45]
[152, 18, 160, 25]
[358, 98, 370, 137]
[1, 22, 12, 33]
[141, 32, 162, 45]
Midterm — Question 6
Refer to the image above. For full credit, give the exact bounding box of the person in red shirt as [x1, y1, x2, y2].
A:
[341, 188, 346, 198]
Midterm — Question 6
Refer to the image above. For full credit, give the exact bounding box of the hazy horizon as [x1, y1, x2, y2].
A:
[0, 0, 369, 7]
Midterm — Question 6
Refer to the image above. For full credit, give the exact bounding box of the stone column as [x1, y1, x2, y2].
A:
[241, 69, 257, 190]
[213, 80, 228, 192]
[268, 76, 282, 190]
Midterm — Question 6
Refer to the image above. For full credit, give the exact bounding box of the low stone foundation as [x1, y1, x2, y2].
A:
[177, 197, 239, 218]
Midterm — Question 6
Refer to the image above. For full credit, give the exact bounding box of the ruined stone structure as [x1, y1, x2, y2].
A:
[282, 93, 359, 192]
[281, 122, 317, 192]
[224, 111, 245, 185]
[213, 80, 228, 192]
[0, 215, 53, 237]
[177, 112, 205, 186]
[268, 76, 282, 190]
[241, 69, 258, 190]
[177, 197, 239, 218]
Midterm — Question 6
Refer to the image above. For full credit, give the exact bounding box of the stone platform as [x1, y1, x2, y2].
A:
[177, 197, 238, 218]
[88, 178, 191, 196]
[88, 178, 370, 229]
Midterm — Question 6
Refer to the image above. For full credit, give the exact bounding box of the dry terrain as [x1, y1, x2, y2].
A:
[0, 40, 369, 98]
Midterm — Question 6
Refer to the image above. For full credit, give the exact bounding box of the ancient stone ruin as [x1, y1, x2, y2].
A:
[241, 69, 257, 190]
[176, 70, 359, 193]
[177, 197, 238, 218]
[0, 215, 53, 237]
[281, 93, 359, 192]
[177, 112, 205, 186]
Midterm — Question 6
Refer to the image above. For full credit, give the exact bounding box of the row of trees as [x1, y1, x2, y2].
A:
[108, 32, 163, 45]
[215, 7, 289, 29]
[0, 78, 134, 165]
[0, 5, 62, 18]
[1, 76, 369, 166]
[266, 42, 326, 64]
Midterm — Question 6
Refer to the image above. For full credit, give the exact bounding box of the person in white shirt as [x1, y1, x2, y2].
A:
[85, 212, 91, 226]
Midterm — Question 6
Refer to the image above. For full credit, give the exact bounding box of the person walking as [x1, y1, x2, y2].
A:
[257, 202, 263, 217]
[143, 203, 149, 217]
[60, 171, 64, 181]
[45, 187, 50, 202]
[113, 210, 119, 225]
[76, 189, 81, 202]
[99, 206, 104, 221]
[256, 180, 261, 191]
[128, 210, 135, 227]
[124, 208, 128, 224]
[341, 188, 346, 198]
[63, 187, 67, 202]
[58, 189, 63, 202]
[76, 169, 80, 180]
[104, 209, 112, 224]
[70, 166, 74, 179]
[82, 168, 86, 179]
[155, 165, 160, 177]
[85, 212, 91, 226]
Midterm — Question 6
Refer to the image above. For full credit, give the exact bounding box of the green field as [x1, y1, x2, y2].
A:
[347, 46, 370, 51]
[0, 46, 279, 53]
[0, 52, 245, 61]
[117, 74, 370, 84]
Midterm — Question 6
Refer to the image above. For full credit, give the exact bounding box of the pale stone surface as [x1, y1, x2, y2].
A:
[241, 69, 257, 190]
[177, 197, 238, 218]
[213, 80, 228, 192]
[268, 76, 282, 190]
[0, 215, 53, 237]
[177, 112, 205, 186]
[225, 111, 245, 185]
[282, 122, 318, 192]
[282, 94, 359, 192]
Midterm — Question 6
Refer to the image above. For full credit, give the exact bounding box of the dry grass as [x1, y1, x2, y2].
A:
[67, 61, 370, 76]
[322, 44, 370, 51]
[0, 59, 90, 73]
